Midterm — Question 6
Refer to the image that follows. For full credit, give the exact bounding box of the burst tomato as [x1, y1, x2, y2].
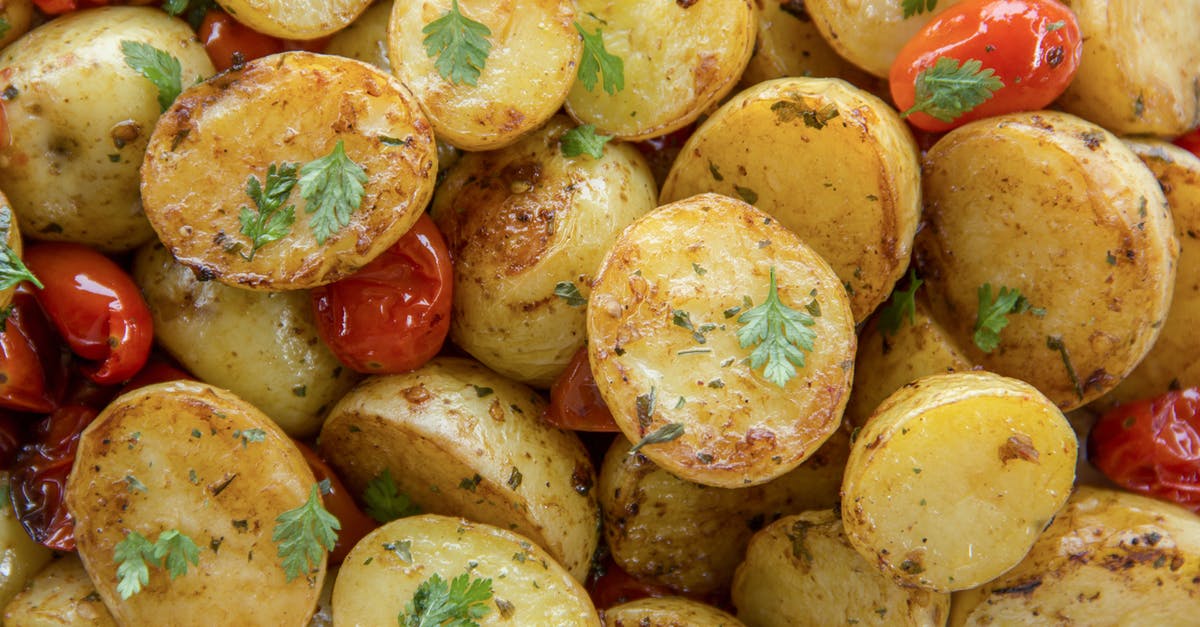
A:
[12, 404, 97, 550]
[545, 346, 618, 432]
[312, 215, 453, 374]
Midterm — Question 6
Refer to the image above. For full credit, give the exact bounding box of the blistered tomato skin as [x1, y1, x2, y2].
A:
[1090, 389, 1200, 512]
[312, 214, 453, 374]
[13, 404, 97, 551]
[545, 346, 619, 432]
[890, 0, 1083, 133]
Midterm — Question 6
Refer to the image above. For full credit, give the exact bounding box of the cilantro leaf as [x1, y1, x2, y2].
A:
[362, 469, 420, 524]
[298, 140, 368, 245]
[629, 422, 684, 455]
[120, 40, 183, 112]
[878, 269, 923, 336]
[114, 531, 156, 600]
[273, 484, 340, 582]
[736, 267, 817, 387]
[575, 22, 624, 95]
[902, 57, 1004, 123]
[973, 283, 1029, 353]
[0, 206, 41, 290]
[238, 162, 299, 260]
[153, 529, 200, 580]
[902, 0, 938, 18]
[560, 124, 613, 159]
[554, 281, 587, 306]
[422, 0, 492, 86]
[399, 572, 493, 627]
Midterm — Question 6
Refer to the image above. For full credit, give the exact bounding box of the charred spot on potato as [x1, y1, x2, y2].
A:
[999, 434, 1039, 463]
[572, 464, 594, 495]
[675, 0, 698, 7]
[991, 578, 1043, 595]
[109, 120, 141, 148]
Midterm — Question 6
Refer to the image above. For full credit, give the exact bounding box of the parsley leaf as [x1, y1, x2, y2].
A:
[114, 531, 156, 600]
[737, 267, 817, 387]
[399, 572, 493, 627]
[902, 0, 938, 18]
[629, 422, 684, 455]
[153, 529, 200, 580]
[560, 124, 613, 159]
[161, 0, 214, 29]
[298, 140, 367, 245]
[0, 206, 41, 290]
[238, 162, 299, 260]
[878, 270, 923, 336]
[974, 283, 1035, 353]
[120, 40, 183, 112]
[0, 17, 10, 41]
[575, 22, 624, 95]
[902, 57, 1004, 123]
[273, 484, 340, 582]
[422, 0, 492, 87]
[362, 469, 420, 524]
[554, 281, 587, 306]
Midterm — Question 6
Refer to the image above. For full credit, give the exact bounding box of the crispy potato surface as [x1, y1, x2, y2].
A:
[3, 555, 117, 626]
[603, 597, 743, 627]
[215, 0, 370, 39]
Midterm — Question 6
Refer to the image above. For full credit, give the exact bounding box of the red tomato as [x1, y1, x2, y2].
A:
[117, 358, 195, 397]
[890, 0, 1082, 133]
[545, 346, 619, 432]
[198, 10, 329, 73]
[12, 404, 97, 550]
[1175, 128, 1200, 160]
[588, 557, 675, 609]
[0, 289, 61, 413]
[22, 243, 153, 386]
[1090, 389, 1200, 512]
[312, 215, 453, 374]
[0, 413, 26, 469]
[293, 441, 377, 564]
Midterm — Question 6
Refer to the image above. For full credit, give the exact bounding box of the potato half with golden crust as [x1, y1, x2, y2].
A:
[65, 381, 323, 626]
[732, 511, 949, 627]
[915, 111, 1177, 410]
[599, 430, 847, 595]
[738, 0, 874, 89]
[3, 555, 117, 627]
[141, 51, 437, 291]
[317, 357, 599, 581]
[565, 0, 755, 141]
[603, 597, 744, 627]
[587, 193, 856, 489]
[429, 116, 657, 387]
[949, 486, 1200, 626]
[388, 0, 580, 150]
[214, 0, 371, 39]
[803, 0, 967, 77]
[0, 7, 214, 252]
[661, 77, 920, 322]
[842, 372, 1077, 592]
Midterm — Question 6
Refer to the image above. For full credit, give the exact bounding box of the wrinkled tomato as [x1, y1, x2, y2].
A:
[545, 346, 618, 432]
[294, 441, 377, 564]
[0, 288, 62, 413]
[12, 404, 97, 550]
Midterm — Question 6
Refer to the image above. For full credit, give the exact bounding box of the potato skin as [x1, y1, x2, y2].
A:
[0, 0, 34, 49]
[324, 0, 392, 71]
[65, 381, 323, 626]
[739, 1, 873, 89]
[803, 0, 967, 77]
[3, 555, 117, 627]
[133, 242, 361, 438]
[603, 597, 744, 627]
[318, 357, 599, 581]
[949, 486, 1200, 626]
[0, 7, 215, 252]
[141, 51, 437, 291]
[429, 116, 657, 387]
[215, 0, 371, 39]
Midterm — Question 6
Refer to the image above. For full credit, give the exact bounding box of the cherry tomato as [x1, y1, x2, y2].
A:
[890, 0, 1082, 133]
[0, 413, 26, 469]
[1089, 388, 1200, 512]
[312, 214, 453, 374]
[198, 10, 329, 73]
[12, 404, 97, 550]
[1175, 128, 1200, 160]
[117, 358, 195, 397]
[588, 556, 675, 609]
[293, 441, 377, 564]
[0, 289, 60, 413]
[545, 346, 619, 432]
[22, 243, 154, 386]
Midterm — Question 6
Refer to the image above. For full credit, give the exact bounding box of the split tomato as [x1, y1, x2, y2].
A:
[12, 404, 97, 550]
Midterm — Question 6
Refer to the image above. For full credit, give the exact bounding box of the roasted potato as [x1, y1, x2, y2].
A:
[0, 196, 28, 312]
[0, 0, 34, 50]
[0, 472, 52, 614]
[842, 372, 1077, 592]
[603, 597, 743, 627]
[587, 193, 856, 488]
[333, 515, 601, 625]
[950, 486, 1200, 625]
[3, 555, 117, 627]
[731, 511, 949, 627]
[429, 116, 657, 387]
[598, 430, 847, 595]
[318, 357, 599, 581]
[660, 77, 921, 322]
[803, 0, 967, 77]
[323, 0, 392, 70]
[738, 0, 874, 89]
[65, 381, 324, 626]
[133, 242, 361, 438]
[915, 111, 1177, 410]
[214, 0, 370, 39]
[388, 0, 580, 150]
[1056, 0, 1200, 136]
[565, 0, 756, 141]
[141, 51, 437, 291]
[0, 7, 214, 252]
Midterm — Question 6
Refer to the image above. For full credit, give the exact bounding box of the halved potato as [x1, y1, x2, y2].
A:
[731, 511, 949, 627]
[803, 0, 967, 77]
[950, 486, 1200, 625]
[214, 0, 371, 39]
[738, 0, 874, 89]
[429, 115, 657, 387]
[65, 381, 323, 626]
[323, 0, 392, 71]
[841, 371, 1077, 592]
[565, 0, 755, 140]
[0, 7, 215, 252]
[599, 430, 847, 595]
[3, 555, 117, 627]
[587, 193, 856, 488]
[317, 357, 599, 581]
[603, 597, 743, 627]
[660, 77, 921, 321]
[0, 472, 53, 614]
[915, 111, 1177, 410]
[141, 51, 437, 291]
[388, 0, 580, 150]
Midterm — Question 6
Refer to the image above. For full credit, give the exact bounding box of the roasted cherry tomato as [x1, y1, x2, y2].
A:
[22, 243, 153, 386]
[588, 556, 675, 609]
[890, 0, 1082, 133]
[29, 0, 108, 15]
[294, 441, 377, 564]
[198, 9, 329, 73]
[545, 346, 619, 432]
[0, 288, 60, 413]
[1175, 128, 1200, 160]
[0, 413, 26, 469]
[1090, 388, 1200, 512]
[312, 214, 453, 374]
[117, 358, 195, 397]
[12, 404, 97, 550]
